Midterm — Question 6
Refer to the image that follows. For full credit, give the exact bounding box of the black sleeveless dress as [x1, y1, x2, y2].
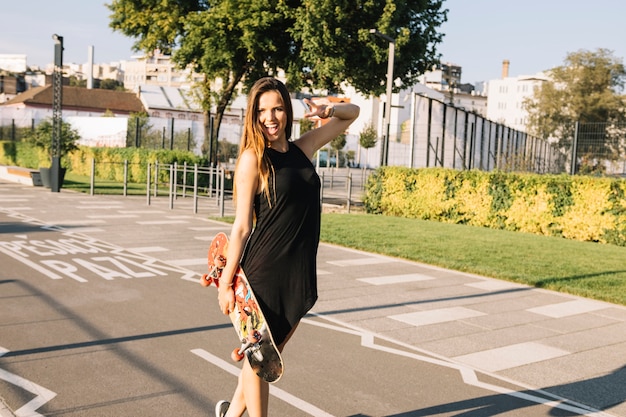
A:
[240, 141, 320, 346]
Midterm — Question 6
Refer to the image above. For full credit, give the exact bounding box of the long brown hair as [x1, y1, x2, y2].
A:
[235, 77, 294, 205]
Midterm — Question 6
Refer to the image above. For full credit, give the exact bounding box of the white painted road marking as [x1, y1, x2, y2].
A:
[0, 348, 56, 417]
[358, 273, 435, 285]
[327, 257, 393, 267]
[191, 349, 335, 417]
[304, 313, 611, 417]
[453, 342, 570, 372]
[389, 306, 486, 326]
[527, 300, 610, 318]
[136, 220, 188, 225]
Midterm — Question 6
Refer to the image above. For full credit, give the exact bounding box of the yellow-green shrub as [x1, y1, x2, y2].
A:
[560, 178, 616, 243]
[364, 167, 626, 246]
[2, 141, 208, 186]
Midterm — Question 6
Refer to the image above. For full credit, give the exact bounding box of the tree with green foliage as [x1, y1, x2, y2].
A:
[99, 78, 125, 91]
[524, 48, 626, 161]
[126, 112, 153, 148]
[359, 123, 378, 167]
[299, 117, 315, 135]
[25, 118, 80, 160]
[69, 75, 86, 88]
[330, 133, 346, 167]
[218, 139, 239, 163]
[107, 0, 447, 164]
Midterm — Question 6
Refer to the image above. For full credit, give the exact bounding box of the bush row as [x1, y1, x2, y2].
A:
[0, 141, 210, 184]
[66, 147, 207, 183]
[364, 167, 626, 246]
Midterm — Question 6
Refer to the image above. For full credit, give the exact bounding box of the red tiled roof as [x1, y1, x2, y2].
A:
[2, 85, 145, 114]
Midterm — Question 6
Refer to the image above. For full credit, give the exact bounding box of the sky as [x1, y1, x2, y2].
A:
[2, 0, 626, 85]
[439, 0, 626, 83]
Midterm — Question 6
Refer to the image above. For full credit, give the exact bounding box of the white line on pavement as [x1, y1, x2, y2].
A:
[0, 349, 56, 417]
[190, 349, 335, 417]
[303, 313, 612, 417]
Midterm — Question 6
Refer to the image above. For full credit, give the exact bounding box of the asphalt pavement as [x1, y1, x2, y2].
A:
[0, 178, 625, 417]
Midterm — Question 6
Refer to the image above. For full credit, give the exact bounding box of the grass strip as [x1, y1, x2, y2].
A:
[320, 213, 626, 306]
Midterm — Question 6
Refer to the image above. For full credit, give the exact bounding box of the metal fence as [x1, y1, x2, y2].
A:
[84, 160, 368, 215]
[385, 94, 568, 174]
[0, 114, 208, 153]
[317, 167, 370, 212]
[0, 118, 35, 142]
[571, 121, 626, 176]
[85, 159, 232, 216]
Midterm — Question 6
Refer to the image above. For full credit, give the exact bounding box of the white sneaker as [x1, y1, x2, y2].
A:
[215, 400, 230, 417]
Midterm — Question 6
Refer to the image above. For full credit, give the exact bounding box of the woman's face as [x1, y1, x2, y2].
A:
[257, 90, 287, 145]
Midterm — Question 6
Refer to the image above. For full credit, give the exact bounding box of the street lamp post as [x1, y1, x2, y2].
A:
[370, 29, 395, 167]
[51, 34, 63, 192]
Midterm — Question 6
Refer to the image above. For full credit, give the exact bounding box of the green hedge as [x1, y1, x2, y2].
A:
[0, 140, 47, 168]
[0, 141, 211, 186]
[66, 147, 208, 183]
[364, 167, 626, 246]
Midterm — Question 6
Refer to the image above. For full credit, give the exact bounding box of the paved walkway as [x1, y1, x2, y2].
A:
[1, 179, 625, 416]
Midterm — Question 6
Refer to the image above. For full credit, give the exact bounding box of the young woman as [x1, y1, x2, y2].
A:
[214, 77, 359, 417]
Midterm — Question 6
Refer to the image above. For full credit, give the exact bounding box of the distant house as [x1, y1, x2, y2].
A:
[1, 85, 145, 121]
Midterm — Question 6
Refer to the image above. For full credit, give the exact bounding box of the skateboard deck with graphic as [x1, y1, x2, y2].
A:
[201, 232, 283, 383]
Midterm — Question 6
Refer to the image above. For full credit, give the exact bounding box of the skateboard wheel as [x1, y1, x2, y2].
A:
[200, 274, 212, 287]
[231, 348, 245, 362]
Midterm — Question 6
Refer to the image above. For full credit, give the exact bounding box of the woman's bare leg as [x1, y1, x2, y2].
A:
[225, 321, 300, 417]
[226, 358, 268, 417]
[223, 370, 245, 417]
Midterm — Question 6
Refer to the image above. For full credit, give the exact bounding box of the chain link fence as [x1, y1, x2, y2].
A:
[385, 94, 568, 174]
[571, 121, 626, 176]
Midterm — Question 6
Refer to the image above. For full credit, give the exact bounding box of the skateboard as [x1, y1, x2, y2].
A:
[201, 232, 284, 383]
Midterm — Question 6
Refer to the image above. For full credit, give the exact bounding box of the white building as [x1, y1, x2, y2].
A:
[445, 90, 488, 117]
[486, 60, 549, 131]
[0, 54, 27, 73]
[122, 50, 204, 91]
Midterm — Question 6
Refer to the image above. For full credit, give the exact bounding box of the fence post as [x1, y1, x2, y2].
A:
[209, 165, 215, 197]
[173, 161, 178, 200]
[135, 117, 140, 147]
[90, 158, 95, 196]
[219, 168, 225, 217]
[347, 174, 352, 214]
[169, 164, 174, 210]
[409, 93, 417, 168]
[182, 161, 188, 198]
[193, 164, 198, 214]
[170, 117, 175, 150]
[570, 121, 579, 175]
[426, 98, 433, 167]
[123, 159, 128, 197]
[146, 163, 151, 206]
[153, 161, 159, 197]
